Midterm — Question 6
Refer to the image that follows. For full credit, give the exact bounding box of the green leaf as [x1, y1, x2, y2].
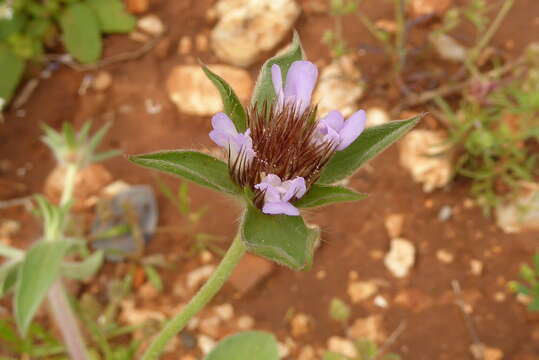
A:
[202, 65, 248, 132]
[143, 265, 163, 292]
[87, 0, 136, 33]
[129, 151, 240, 196]
[295, 184, 367, 208]
[241, 205, 319, 270]
[323, 352, 349, 360]
[318, 115, 422, 184]
[61, 250, 104, 280]
[14, 240, 72, 335]
[205, 331, 279, 360]
[0, 45, 25, 108]
[533, 253, 539, 273]
[0, 260, 20, 297]
[251, 31, 304, 112]
[329, 297, 350, 322]
[59, 3, 102, 64]
[0, 13, 27, 41]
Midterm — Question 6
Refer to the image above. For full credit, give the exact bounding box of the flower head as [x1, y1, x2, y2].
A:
[210, 60, 367, 216]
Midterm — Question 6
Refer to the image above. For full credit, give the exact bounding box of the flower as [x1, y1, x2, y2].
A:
[209, 112, 256, 165]
[209, 60, 367, 216]
[254, 174, 306, 216]
[316, 109, 367, 151]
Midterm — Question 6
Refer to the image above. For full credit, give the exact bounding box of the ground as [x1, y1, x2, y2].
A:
[1, 0, 538, 359]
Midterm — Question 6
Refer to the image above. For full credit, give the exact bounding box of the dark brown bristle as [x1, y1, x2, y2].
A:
[230, 102, 336, 202]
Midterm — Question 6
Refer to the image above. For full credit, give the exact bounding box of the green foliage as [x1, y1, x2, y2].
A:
[241, 204, 319, 270]
[202, 64, 248, 132]
[437, 70, 539, 213]
[509, 253, 539, 312]
[61, 250, 104, 281]
[205, 331, 279, 360]
[15, 240, 73, 335]
[295, 184, 367, 208]
[318, 115, 423, 184]
[130, 151, 241, 196]
[329, 297, 350, 323]
[251, 31, 303, 112]
[0, 319, 64, 358]
[0, 0, 135, 110]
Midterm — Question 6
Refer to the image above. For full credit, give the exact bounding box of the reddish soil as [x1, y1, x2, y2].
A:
[1, 0, 539, 359]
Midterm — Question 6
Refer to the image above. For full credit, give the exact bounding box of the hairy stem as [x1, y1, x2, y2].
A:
[141, 234, 247, 360]
[47, 282, 89, 360]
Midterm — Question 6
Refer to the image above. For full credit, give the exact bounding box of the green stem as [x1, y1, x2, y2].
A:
[0, 243, 24, 260]
[394, 0, 406, 73]
[60, 164, 78, 207]
[141, 234, 247, 360]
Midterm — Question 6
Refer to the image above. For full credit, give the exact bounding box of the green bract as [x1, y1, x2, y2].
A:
[205, 331, 279, 360]
[129, 34, 420, 270]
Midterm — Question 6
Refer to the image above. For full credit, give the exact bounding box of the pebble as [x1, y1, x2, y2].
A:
[298, 345, 316, 360]
[348, 315, 386, 343]
[237, 315, 255, 330]
[278, 341, 291, 358]
[384, 238, 416, 278]
[92, 71, 112, 91]
[137, 14, 165, 36]
[407, 0, 453, 18]
[366, 107, 390, 127]
[438, 205, 453, 221]
[214, 303, 234, 321]
[347, 281, 378, 303]
[430, 33, 467, 62]
[496, 182, 539, 233]
[290, 313, 311, 337]
[199, 316, 221, 338]
[384, 213, 405, 238]
[178, 36, 192, 55]
[327, 337, 357, 358]
[470, 259, 484, 276]
[126, 0, 149, 14]
[0, 219, 20, 238]
[137, 282, 159, 301]
[436, 249, 454, 264]
[186, 265, 215, 289]
[200, 250, 213, 264]
[373, 295, 388, 308]
[195, 34, 209, 52]
[198, 335, 216, 355]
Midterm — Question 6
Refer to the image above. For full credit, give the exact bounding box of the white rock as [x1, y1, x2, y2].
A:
[348, 315, 386, 343]
[373, 295, 388, 308]
[347, 281, 378, 303]
[198, 335, 216, 355]
[313, 55, 365, 118]
[366, 107, 390, 127]
[277, 341, 290, 358]
[92, 71, 112, 91]
[384, 213, 405, 238]
[436, 249, 454, 264]
[399, 129, 453, 193]
[298, 345, 316, 360]
[186, 265, 215, 289]
[214, 303, 234, 321]
[166, 64, 252, 116]
[210, 0, 300, 67]
[470, 259, 483, 276]
[327, 336, 357, 358]
[496, 182, 539, 233]
[384, 238, 415, 278]
[120, 300, 165, 325]
[237, 315, 255, 330]
[290, 313, 311, 337]
[137, 14, 165, 36]
[0, 219, 20, 238]
[430, 33, 467, 63]
[199, 316, 221, 338]
[102, 180, 131, 197]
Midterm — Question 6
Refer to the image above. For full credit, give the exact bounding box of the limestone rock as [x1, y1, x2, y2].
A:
[327, 336, 357, 358]
[347, 281, 378, 303]
[496, 182, 539, 233]
[384, 238, 415, 278]
[384, 213, 405, 238]
[430, 33, 467, 63]
[407, 0, 453, 19]
[399, 129, 453, 193]
[348, 315, 386, 343]
[210, 0, 300, 67]
[290, 313, 311, 337]
[137, 14, 164, 36]
[313, 55, 365, 118]
[166, 64, 252, 116]
[186, 265, 215, 290]
[366, 107, 390, 127]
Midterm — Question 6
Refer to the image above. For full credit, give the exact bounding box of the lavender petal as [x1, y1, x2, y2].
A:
[337, 109, 366, 151]
[283, 61, 318, 114]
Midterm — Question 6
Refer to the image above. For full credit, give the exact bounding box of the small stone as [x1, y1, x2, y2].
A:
[484, 347, 504, 360]
[399, 130, 453, 193]
[278, 342, 290, 358]
[0, 219, 20, 238]
[384, 238, 415, 278]
[298, 345, 316, 360]
[394, 288, 433, 312]
[470, 260, 483, 276]
[120, 300, 165, 325]
[195, 34, 209, 52]
[384, 213, 405, 238]
[166, 64, 253, 116]
[438, 205, 452, 221]
[366, 107, 390, 127]
[464, 198, 475, 209]
[214, 303, 234, 321]
[493, 292, 506, 302]
[373, 295, 388, 308]
[129, 30, 150, 43]
[198, 335, 216, 355]
[516, 293, 532, 306]
[92, 71, 112, 91]
[436, 249, 454, 264]
[199, 316, 221, 338]
[316, 270, 326, 279]
[313, 55, 365, 118]
[496, 182, 539, 233]
[347, 281, 378, 303]
[137, 14, 165, 36]
[237, 315, 255, 330]
[430, 33, 467, 63]
[210, 0, 301, 67]
[348, 271, 358, 280]
[290, 313, 311, 337]
[200, 250, 213, 264]
[137, 282, 158, 301]
[348, 315, 386, 343]
[126, 0, 149, 14]
[229, 253, 275, 295]
[407, 0, 452, 18]
[178, 36, 192, 55]
[186, 265, 215, 290]
[327, 337, 357, 358]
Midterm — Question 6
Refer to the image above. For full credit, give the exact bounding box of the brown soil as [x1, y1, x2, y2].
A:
[1, 0, 538, 359]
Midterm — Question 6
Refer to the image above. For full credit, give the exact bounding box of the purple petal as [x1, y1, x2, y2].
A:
[319, 110, 345, 132]
[283, 61, 318, 114]
[271, 64, 284, 110]
[262, 201, 300, 216]
[255, 174, 282, 203]
[209, 112, 237, 147]
[337, 109, 366, 151]
[282, 177, 307, 202]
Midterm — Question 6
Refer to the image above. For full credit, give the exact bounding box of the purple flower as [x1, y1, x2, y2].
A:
[271, 61, 318, 114]
[209, 112, 256, 163]
[254, 174, 307, 216]
[316, 109, 367, 151]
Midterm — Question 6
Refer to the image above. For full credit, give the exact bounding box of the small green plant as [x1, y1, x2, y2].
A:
[509, 253, 539, 312]
[329, 297, 351, 325]
[0, 0, 136, 109]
